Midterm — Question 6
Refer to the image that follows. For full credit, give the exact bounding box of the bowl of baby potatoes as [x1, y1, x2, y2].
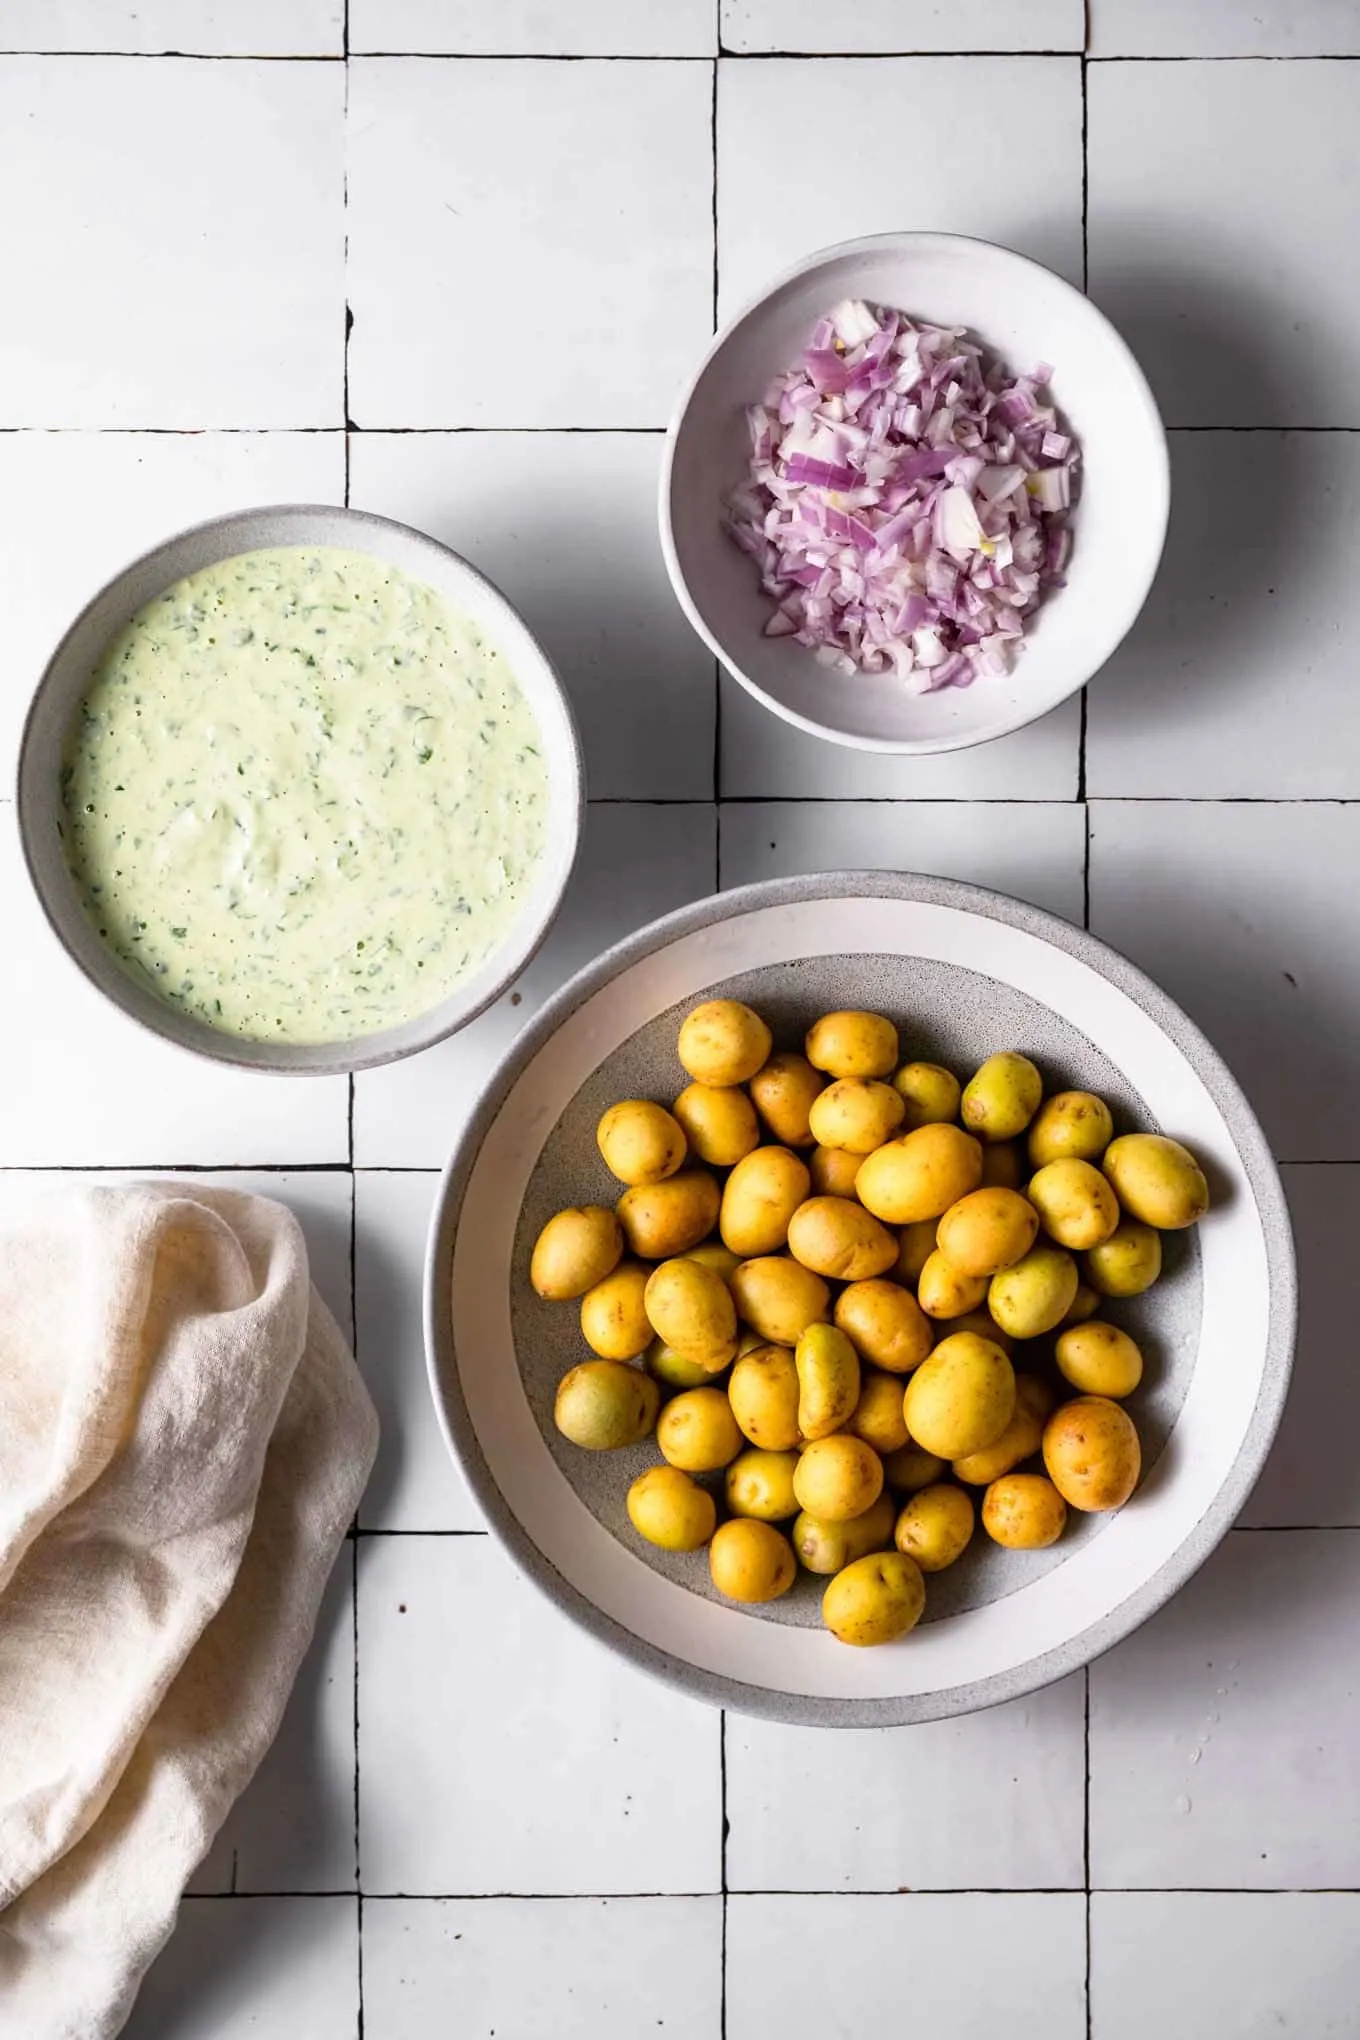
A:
[426, 872, 1294, 1725]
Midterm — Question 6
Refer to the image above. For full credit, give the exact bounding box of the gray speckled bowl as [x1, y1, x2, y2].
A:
[15, 504, 583, 1075]
[425, 873, 1294, 1726]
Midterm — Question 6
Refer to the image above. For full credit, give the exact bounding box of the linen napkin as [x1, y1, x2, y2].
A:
[0, 1181, 379, 2040]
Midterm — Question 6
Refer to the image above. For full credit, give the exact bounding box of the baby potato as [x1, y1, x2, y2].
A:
[961, 1052, 1044, 1142]
[709, 1518, 796, 1604]
[856, 1123, 984, 1225]
[1085, 1219, 1163, 1298]
[948, 1308, 1014, 1354]
[677, 999, 772, 1088]
[795, 1322, 861, 1441]
[1055, 1321, 1144, 1399]
[616, 1170, 721, 1260]
[627, 1465, 717, 1552]
[1027, 1090, 1115, 1169]
[684, 1240, 742, 1282]
[847, 1369, 912, 1455]
[979, 1141, 1025, 1191]
[882, 1443, 948, 1494]
[951, 1373, 1050, 1484]
[725, 1447, 801, 1522]
[895, 1217, 940, 1285]
[809, 1144, 864, 1198]
[894, 1483, 975, 1572]
[555, 1360, 660, 1450]
[531, 1206, 624, 1301]
[903, 1330, 1016, 1460]
[1061, 1279, 1103, 1326]
[1103, 1133, 1210, 1231]
[988, 1244, 1079, 1340]
[982, 1473, 1068, 1549]
[1043, 1396, 1141, 1512]
[644, 1257, 738, 1365]
[916, 1250, 990, 1320]
[657, 1385, 744, 1472]
[645, 1338, 719, 1392]
[891, 1060, 962, 1129]
[792, 1493, 896, 1575]
[1028, 1158, 1121, 1251]
[731, 1256, 831, 1347]
[750, 1051, 826, 1148]
[672, 1082, 760, 1168]
[834, 1278, 934, 1375]
[806, 1009, 899, 1081]
[727, 1343, 802, 1451]
[596, 1099, 687, 1187]
[822, 1550, 926, 1647]
[787, 1195, 899, 1282]
[580, 1261, 652, 1360]
[808, 1078, 906, 1156]
[720, 1145, 812, 1258]
[793, 1433, 885, 1522]
[936, 1187, 1040, 1278]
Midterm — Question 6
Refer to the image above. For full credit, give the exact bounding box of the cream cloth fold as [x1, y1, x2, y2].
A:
[0, 1182, 379, 2040]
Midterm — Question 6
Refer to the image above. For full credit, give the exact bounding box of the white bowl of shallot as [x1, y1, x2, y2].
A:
[659, 232, 1168, 755]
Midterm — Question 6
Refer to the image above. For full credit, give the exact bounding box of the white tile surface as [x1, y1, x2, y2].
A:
[1090, 2, 1360, 55]
[721, 800, 1087, 922]
[351, 0, 716, 54]
[0, 1, 343, 51]
[1090, 1529, 1360, 1888]
[348, 432, 714, 799]
[356, 1535, 722, 1895]
[1088, 433, 1360, 796]
[727, 1676, 1086, 1891]
[1087, 801, 1360, 1162]
[1087, 60, 1360, 426]
[723, 0, 1084, 51]
[346, 59, 713, 428]
[727, 1894, 1086, 2040]
[717, 57, 1084, 314]
[353, 801, 715, 1167]
[1090, 1892, 1360, 2040]
[124, 1898, 358, 2040]
[0, 58, 344, 427]
[363, 1896, 723, 2035]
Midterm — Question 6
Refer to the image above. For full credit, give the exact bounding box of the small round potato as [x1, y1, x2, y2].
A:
[684, 1240, 742, 1282]
[948, 1308, 1014, 1354]
[847, 1369, 912, 1455]
[936, 1187, 1040, 1278]
[961, 1053, 1044, 1142]
[1085, 1219, 1163, 1298]
[988, 1243, 1079, 1339]
[792, 1493, 896, 1574]
[1028, 1158, 1121, 1251]
[795, 1322, 861, 1441]
[891, 1060, 962, 1129]
[709, 1518, 796, 1604]
[531, 1206, 624, 1301]
[1056, 1321, 1144, 1399]
[671, 1082, 760, 1168]
[643, 1257, 738, 1365]
[616, 1170, 721, 1260]
[894, 1217, 940, 1285]
[725, 1447, 801, 1522]
[677, 999, 772, 1088]
[627, 1465, 717, 1551]
[916, 1249, 990, 1320]
[1061, 1279, 1103, 1326]
[951, 1373, 1050, 1484]
[727, 1343, 801, 1451]
[1103, 1133, 1210, 1231]
[730, 1256, 831, 1347]
[657, 1385, 744, 1472]
[822, 1551, 926, 1647]
[749, 1051, 825, 1148]
[1027, 1090, 1115, 1169]
[902, 1331, 1016, 1460]
[645, 1338, 718, 1392]
[856, 1124, 984, 1225]
[806, 1009, 899, 1081]
[596, 1100, 687, 1187]
[793, 1434, 885, 1522]
[555, 1361, 660, 1450]
[720, 1145, 812, 1258]
[787, 1196, 899, 1282]
[808, 1078, 905, 1155]
[983, 1473, 1068, 1549]
[882, 1442, 949, 1493]
[894, 1483, 975, 1572]
[1043, 1396, 1141, 1512]
[979, 1141, 1025, 1191]
[580, 1261, 652, 1360]
[809, 1144, 864, 1198]
[834, 1278, 934, 1375]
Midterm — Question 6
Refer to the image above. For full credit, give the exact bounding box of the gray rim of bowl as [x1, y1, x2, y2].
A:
[424, 870, 1296, 1728]
[657, 229, 1171, 757]
[14, 503, 585, 1077]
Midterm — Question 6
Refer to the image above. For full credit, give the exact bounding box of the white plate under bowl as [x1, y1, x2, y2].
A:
[425, 873, 1293, 1726]
[660, 232, 1169, 755]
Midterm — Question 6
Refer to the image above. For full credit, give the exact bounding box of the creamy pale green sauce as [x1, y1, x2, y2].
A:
[61, 546, 548, 1044]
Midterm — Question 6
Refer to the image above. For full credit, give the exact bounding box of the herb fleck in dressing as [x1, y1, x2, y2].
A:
[61, 546, 549, 1044]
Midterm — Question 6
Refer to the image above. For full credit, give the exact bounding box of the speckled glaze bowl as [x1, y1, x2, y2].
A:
[425, 873, 1294, 1726]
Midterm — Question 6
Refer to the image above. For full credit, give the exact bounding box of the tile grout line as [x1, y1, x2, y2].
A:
[711, 43, 722, 836]
[1077, 46, 1090, 889]
[1084, 1667, 1093, 2039]
[35, 48, 1360, 62]
[720, 1706, 729, 2040]
[2, 422, 1358, 436]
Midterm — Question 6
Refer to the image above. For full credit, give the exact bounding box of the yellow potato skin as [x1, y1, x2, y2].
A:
[580, 1261, 652, 1360]
[1055, 1321, 1144, 1399]
[1103, 1134, 1210, 1231]
[822, 1551, 926, 1647]
[805, 1009, 899, 1081]
[855, 1124, 984, 1225]
[720, 1145, 812, 1258]
[730, 1256, 831, 1347]
[709, 1518, 797, 1603]
[596, 1100, 688, 1187]
[793, 1433, 885, 1522]
[555, 1361, 660, 1450]
[671, 1083, 760, 1168]
[891, 1060, 962, 1129]
[894, 1482, 975, 1572]
[627, 1465, 717, 1551]
[961, 1053, 1044, 1142]
[983, 1473, 1068, 1548]
[684, 1240, 743, 1282]
[749, 1052, 825, 1148]
[725, 1447, 801, 1522]
[834, 1278, 934, 1375]
[1043, 1396, 1141, 1512]
[795, 1322, 862, 1441]
[809, 1144, 864, 1198]
[677, 999, 772, 1088]
[1027, 1090, 1114, 1169]
[808, 1078, 906, 1155]
[727, 1343, 802, 1451]
[787, 1196, 899, 1282]
[657, 1386, 744, 1472]
[1027, 1159, 1121, 1251]
[988, 1243, 1079, 1339]
[1061, 1279, 1103, 1326]
[847, 1369, 912, 1455]
[902, 1331, 1016, 1460]
[792, 1493, 895, 1574]
[979, 1141, 1025, 1191]
[643, 1257, 738, 1365]
[1084, 1220, 1162, 1298]
[916, 1249, 989, 1320]
[616, 1171, 720, 1260]
[644, 1338, 718, 1392]
[951, 1373, 1050, 1484]
[894, 1217, 940, 1285]
[531, 1206, 624, 1301]
[936, 1187, 1040, 1278]
[881, 1443, 948, 1493]
[948, 1308, 1014, 1354]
